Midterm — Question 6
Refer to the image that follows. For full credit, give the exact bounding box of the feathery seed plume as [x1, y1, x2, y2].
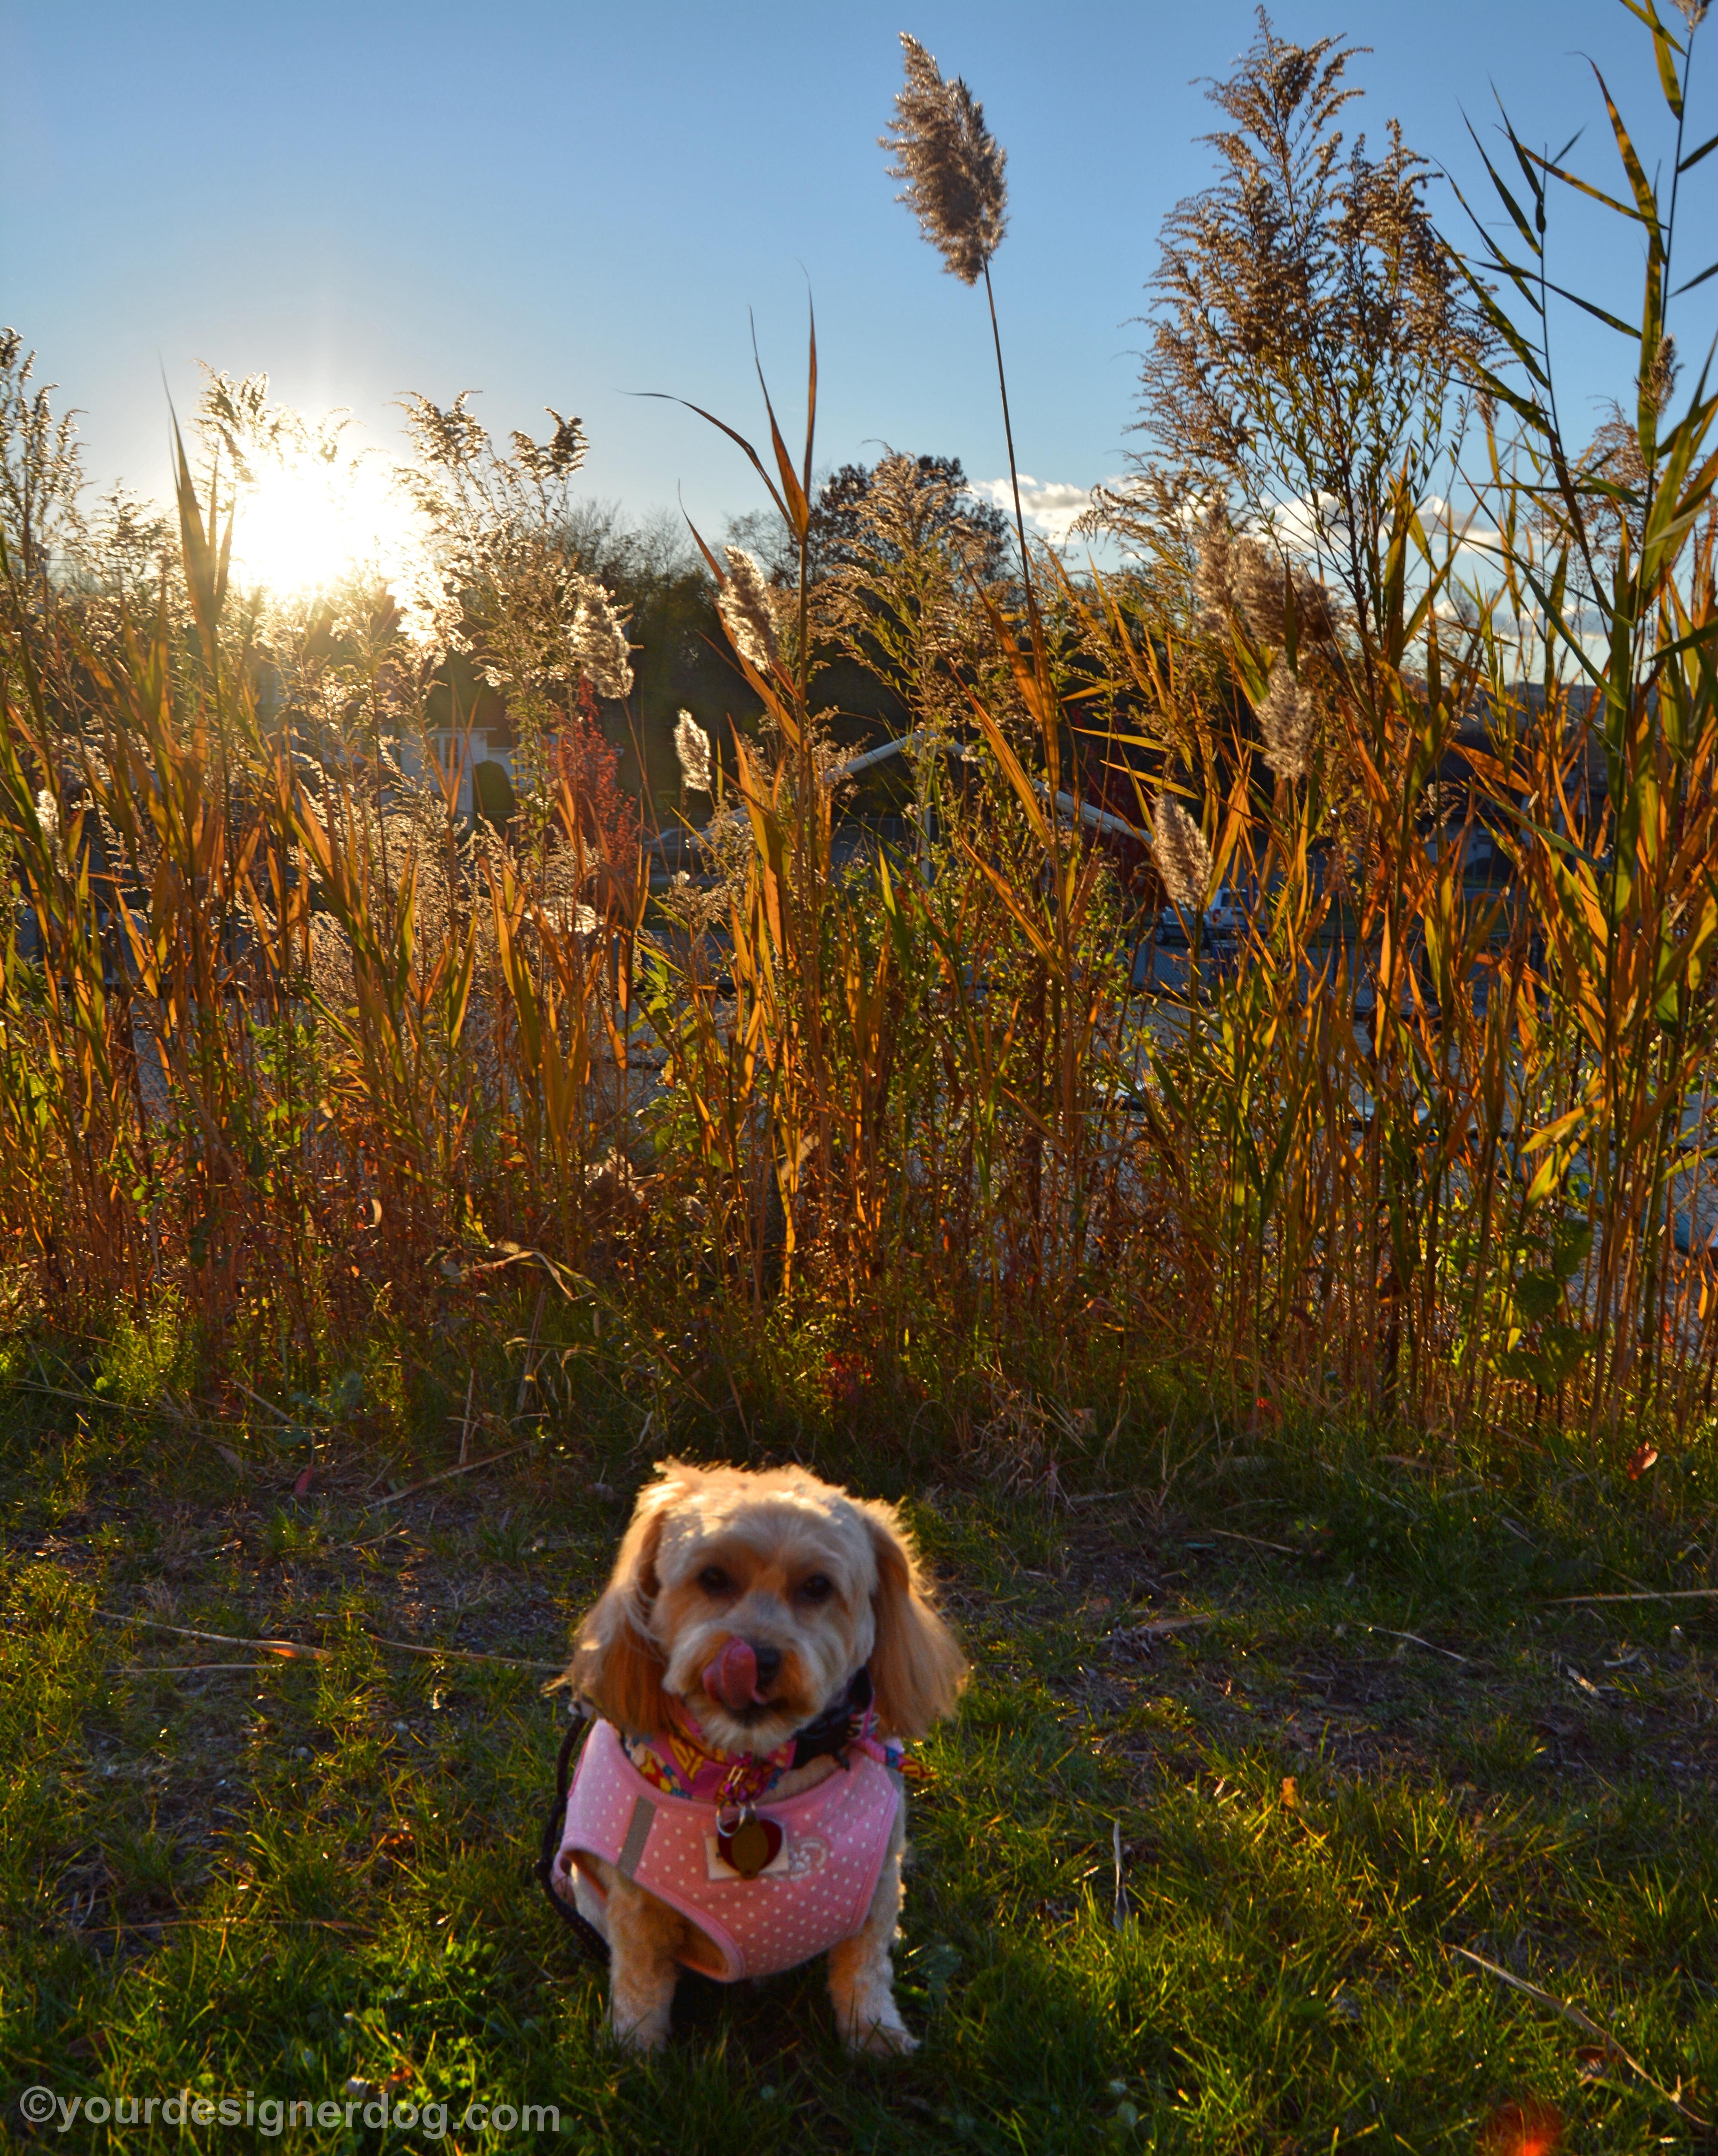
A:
[1152, 795, 1213, 914]
[1194, 516, 1234, 621]
[717, 548, 780, 673]
[570, 583, 634, 701]
[674, 710, 713, 794]
[1673, 0, 1707, 24]
[1295, 567, 1337, 649]
[1257, 663, 1317, 782]
[1230, 540, 1337, 651]
[1231, 541, 1292, 645]
[308, 911, 356, 1008]
[883, 34, 1008, 286]
[1643, 333, 1681, 415]
[34, 788, 60, 846]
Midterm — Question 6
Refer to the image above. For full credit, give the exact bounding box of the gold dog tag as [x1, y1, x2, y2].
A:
[718, 1809, 782, 1879]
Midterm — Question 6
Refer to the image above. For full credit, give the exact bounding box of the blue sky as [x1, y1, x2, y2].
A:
[3, 0, 1714, 545]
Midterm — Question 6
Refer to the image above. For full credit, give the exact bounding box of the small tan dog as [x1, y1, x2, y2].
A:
[550, 1459, 966, 2053]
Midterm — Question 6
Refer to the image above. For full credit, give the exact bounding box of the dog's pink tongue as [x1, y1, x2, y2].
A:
[704, 1638, 759, 1711]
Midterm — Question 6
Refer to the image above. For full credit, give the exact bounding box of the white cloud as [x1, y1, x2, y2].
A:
[1418, 495, 1503, 557]
[1256, 490, 1504, 566]
[1262, 491, 1337, 553]
[975, 474, 1102, 547]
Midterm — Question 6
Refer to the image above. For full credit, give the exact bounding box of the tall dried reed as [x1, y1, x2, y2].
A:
[0, 7, 1714, 1468]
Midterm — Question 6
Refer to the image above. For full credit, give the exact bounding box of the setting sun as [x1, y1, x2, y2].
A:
[228, 447, 423, 601]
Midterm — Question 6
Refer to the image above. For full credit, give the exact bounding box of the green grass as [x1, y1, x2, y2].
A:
[4, 1381, 1718, 2153]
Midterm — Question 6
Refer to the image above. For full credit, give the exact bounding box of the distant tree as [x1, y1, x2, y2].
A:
[807, 455, 1010, 582]
[811, 452, 1015, 740]
[732, 454, 1011, 587]
[556, 499, 763, 817]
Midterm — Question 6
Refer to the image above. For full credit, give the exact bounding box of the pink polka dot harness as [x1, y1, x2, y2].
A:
[551, 1715, 903, 1982]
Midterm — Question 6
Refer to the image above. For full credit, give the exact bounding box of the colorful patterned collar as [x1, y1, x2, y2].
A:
[629, 1668, 894, 1806]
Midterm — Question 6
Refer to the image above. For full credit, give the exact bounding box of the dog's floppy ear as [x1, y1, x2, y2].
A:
[565, 1470, 683, 1736]
[862, 1500, 968, 1740]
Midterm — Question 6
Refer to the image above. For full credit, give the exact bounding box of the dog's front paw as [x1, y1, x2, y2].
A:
[839, 2001, 919, 2058]
[612, 2009, 671, 2054]
[608, 2001, 668, 2052]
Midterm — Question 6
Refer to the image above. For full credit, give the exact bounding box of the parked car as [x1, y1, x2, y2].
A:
[1158, 883, 1249, 944]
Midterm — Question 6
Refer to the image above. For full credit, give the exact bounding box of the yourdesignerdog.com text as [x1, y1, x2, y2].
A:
[17, 2084, 559, 2138]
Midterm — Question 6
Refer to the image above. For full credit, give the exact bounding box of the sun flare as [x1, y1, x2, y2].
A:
[228, 448, 425, 605]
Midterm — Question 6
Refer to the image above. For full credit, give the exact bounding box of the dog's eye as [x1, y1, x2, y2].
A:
[797, 1573, 834, 1603]
[697, 1566, 732, 1595]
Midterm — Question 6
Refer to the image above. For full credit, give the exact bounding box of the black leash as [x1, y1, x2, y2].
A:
[785, 1665, 873, 1769]
[535, 1714, 611, 1969]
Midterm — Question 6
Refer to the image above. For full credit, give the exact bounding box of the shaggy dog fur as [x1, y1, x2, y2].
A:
[562, 1459, 968, 2052]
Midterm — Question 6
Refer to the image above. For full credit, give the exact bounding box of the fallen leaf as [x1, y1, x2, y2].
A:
[293, 1466, 317, 1497]
[1625, 1443, 1660, 1481]
[1573, 2046, 1608, 2081]
[1281, 1776, 1298, 1809]
[1480, 2098, 1563, 2156]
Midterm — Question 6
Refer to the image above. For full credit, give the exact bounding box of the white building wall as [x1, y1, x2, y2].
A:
[396, 730, 516, 820]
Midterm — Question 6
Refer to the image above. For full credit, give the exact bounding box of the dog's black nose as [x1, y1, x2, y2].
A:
[749, 1643, 783, 1687]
